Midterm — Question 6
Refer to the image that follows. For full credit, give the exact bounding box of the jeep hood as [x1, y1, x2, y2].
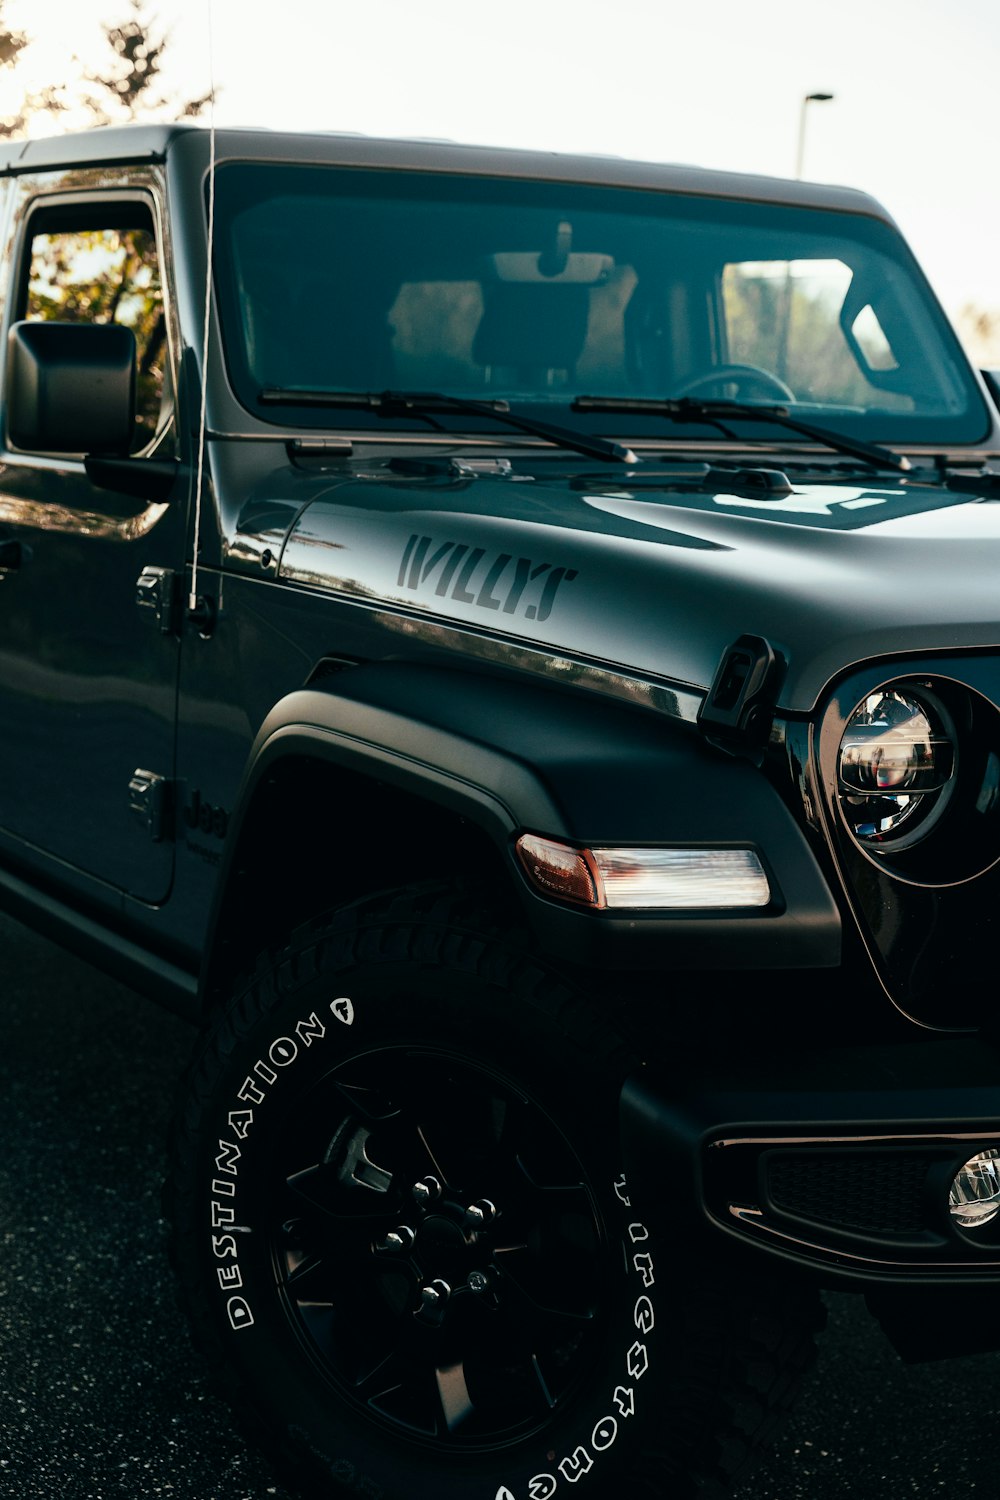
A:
[269, 468, 1000, 715]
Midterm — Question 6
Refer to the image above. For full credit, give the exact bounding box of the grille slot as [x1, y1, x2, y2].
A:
[765, 1151, 937, 1235]
[305, 655, 362, 685]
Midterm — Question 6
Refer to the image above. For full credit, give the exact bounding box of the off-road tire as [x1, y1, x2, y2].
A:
[169, 886, 821, 1499]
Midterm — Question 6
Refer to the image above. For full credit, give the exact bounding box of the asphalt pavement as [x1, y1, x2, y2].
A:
[735, 1294, 998, 1499]
[0, 910, 996, 1499]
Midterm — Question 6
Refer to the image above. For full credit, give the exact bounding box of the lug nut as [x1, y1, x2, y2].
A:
[412, 1176, 442, 1206]
[415, 1279, 452, 1321]
[374, 1225, 415, 1254]
[467, 1269, 492, 1295]
[463, 1199, 497, 1229]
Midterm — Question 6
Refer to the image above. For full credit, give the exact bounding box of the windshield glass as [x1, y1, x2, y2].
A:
[213, 163, 989, 446]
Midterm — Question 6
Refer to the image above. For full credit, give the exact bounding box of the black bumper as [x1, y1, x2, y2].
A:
[621, 1038, 1000, 1288]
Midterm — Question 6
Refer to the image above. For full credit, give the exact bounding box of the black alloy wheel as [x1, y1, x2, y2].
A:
[270, 1045, 608, 1446]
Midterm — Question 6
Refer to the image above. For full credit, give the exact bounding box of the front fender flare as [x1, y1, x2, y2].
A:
[203, 662, 840, 998]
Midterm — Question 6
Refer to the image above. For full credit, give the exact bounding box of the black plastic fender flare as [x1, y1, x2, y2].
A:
[203, 661, 840, 996]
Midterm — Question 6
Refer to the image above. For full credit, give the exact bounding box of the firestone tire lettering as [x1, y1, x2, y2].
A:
[557, 1446, 594, 1484]
[634, 1296, 654, 1335]
[528, 1480, 557, 1500]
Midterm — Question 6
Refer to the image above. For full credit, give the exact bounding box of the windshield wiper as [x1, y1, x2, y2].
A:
[259, 387, 638, 466]
[572, 395, 910, 473]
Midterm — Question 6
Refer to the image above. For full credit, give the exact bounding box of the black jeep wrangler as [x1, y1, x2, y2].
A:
[4, 122, 1000, 1500]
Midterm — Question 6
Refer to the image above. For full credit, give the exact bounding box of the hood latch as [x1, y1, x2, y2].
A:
[698, 634, 785, 760]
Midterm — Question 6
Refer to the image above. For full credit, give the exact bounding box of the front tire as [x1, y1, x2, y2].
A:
[169, 887, 819, 1498]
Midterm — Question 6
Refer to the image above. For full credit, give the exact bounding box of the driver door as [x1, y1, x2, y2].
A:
[0, 179, 186, 904]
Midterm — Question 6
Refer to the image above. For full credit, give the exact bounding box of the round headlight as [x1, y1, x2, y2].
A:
[838, 687, 956, 847]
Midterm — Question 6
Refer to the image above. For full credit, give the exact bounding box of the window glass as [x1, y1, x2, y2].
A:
[851, 303, 899, 371]
[212, 165, 988, 445]
[26, 222, 165, 448]
[721, 259, 908, 408]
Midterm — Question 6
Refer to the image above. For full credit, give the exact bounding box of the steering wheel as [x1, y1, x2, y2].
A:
[674, 363, 796, 402]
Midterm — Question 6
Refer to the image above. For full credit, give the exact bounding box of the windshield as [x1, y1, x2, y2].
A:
[212, 163, 990, 447]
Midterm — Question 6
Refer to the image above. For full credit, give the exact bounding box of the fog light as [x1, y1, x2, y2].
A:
[516, 835, 770, 910]
[948, 1149, 1000, 1228]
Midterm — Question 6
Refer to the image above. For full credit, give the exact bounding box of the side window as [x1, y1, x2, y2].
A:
[24, 203, 167, 450]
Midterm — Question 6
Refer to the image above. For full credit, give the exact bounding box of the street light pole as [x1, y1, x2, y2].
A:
[796, 92, 834, 179]
[779, 93, 834, 381]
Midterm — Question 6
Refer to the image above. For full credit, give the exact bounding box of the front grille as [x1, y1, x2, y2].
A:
[765, 1151, 936, 1235]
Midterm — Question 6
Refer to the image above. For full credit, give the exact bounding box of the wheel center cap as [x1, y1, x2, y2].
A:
[419, 1214, 468, 1253]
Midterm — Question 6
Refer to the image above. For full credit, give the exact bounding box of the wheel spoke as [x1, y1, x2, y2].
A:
[330, 1075, 465, 1194]
[331, 1076, 404, 1123]
[352, 1320, 444, 1435]
[530, 1354, 557, 1412]
[286, 1161, 394, 1225]
[411, 1082, 511, 1190]
[283, 1250, 331, 1299]
[496, 1260, 597, 1329]
[435, 1359, 475, 1432]
[282, 1070, 448, 1199]
[447, 1297, 565, 1423]
[282, 1249, 371, 1301]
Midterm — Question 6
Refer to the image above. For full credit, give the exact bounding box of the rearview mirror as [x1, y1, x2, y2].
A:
[490, 251, 614, 285]
[489, 217, 614, 285]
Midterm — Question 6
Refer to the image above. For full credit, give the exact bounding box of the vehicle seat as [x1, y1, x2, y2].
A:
[472, 283, 590, 387]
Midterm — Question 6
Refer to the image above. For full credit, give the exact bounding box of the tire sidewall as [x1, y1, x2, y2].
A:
[180, 923, 664, 1500]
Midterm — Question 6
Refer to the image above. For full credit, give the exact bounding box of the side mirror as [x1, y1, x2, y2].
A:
[6, 320, 136, 455]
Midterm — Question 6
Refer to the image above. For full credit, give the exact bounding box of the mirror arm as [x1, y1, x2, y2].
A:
[84, 455, 181, 503]
[981, 370, 1000, 409]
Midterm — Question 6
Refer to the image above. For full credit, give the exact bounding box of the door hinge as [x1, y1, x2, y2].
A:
[128, 769, 173, 843]
[136, 566, 178, 633]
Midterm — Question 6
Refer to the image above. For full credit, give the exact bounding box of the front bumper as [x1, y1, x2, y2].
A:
[621, 1038, 1000, 1287]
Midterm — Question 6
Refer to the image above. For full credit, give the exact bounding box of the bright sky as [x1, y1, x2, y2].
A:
[10, 0, 1000, 343]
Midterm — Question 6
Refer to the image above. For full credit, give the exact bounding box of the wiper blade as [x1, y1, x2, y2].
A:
[259, 387, 638, 466]
[572, 394, 910, 474]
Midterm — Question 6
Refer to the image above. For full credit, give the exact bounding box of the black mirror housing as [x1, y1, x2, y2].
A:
[6, 320, 136, 454]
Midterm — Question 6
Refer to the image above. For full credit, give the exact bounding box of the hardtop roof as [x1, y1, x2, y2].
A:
[0, 121, 895, 224]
